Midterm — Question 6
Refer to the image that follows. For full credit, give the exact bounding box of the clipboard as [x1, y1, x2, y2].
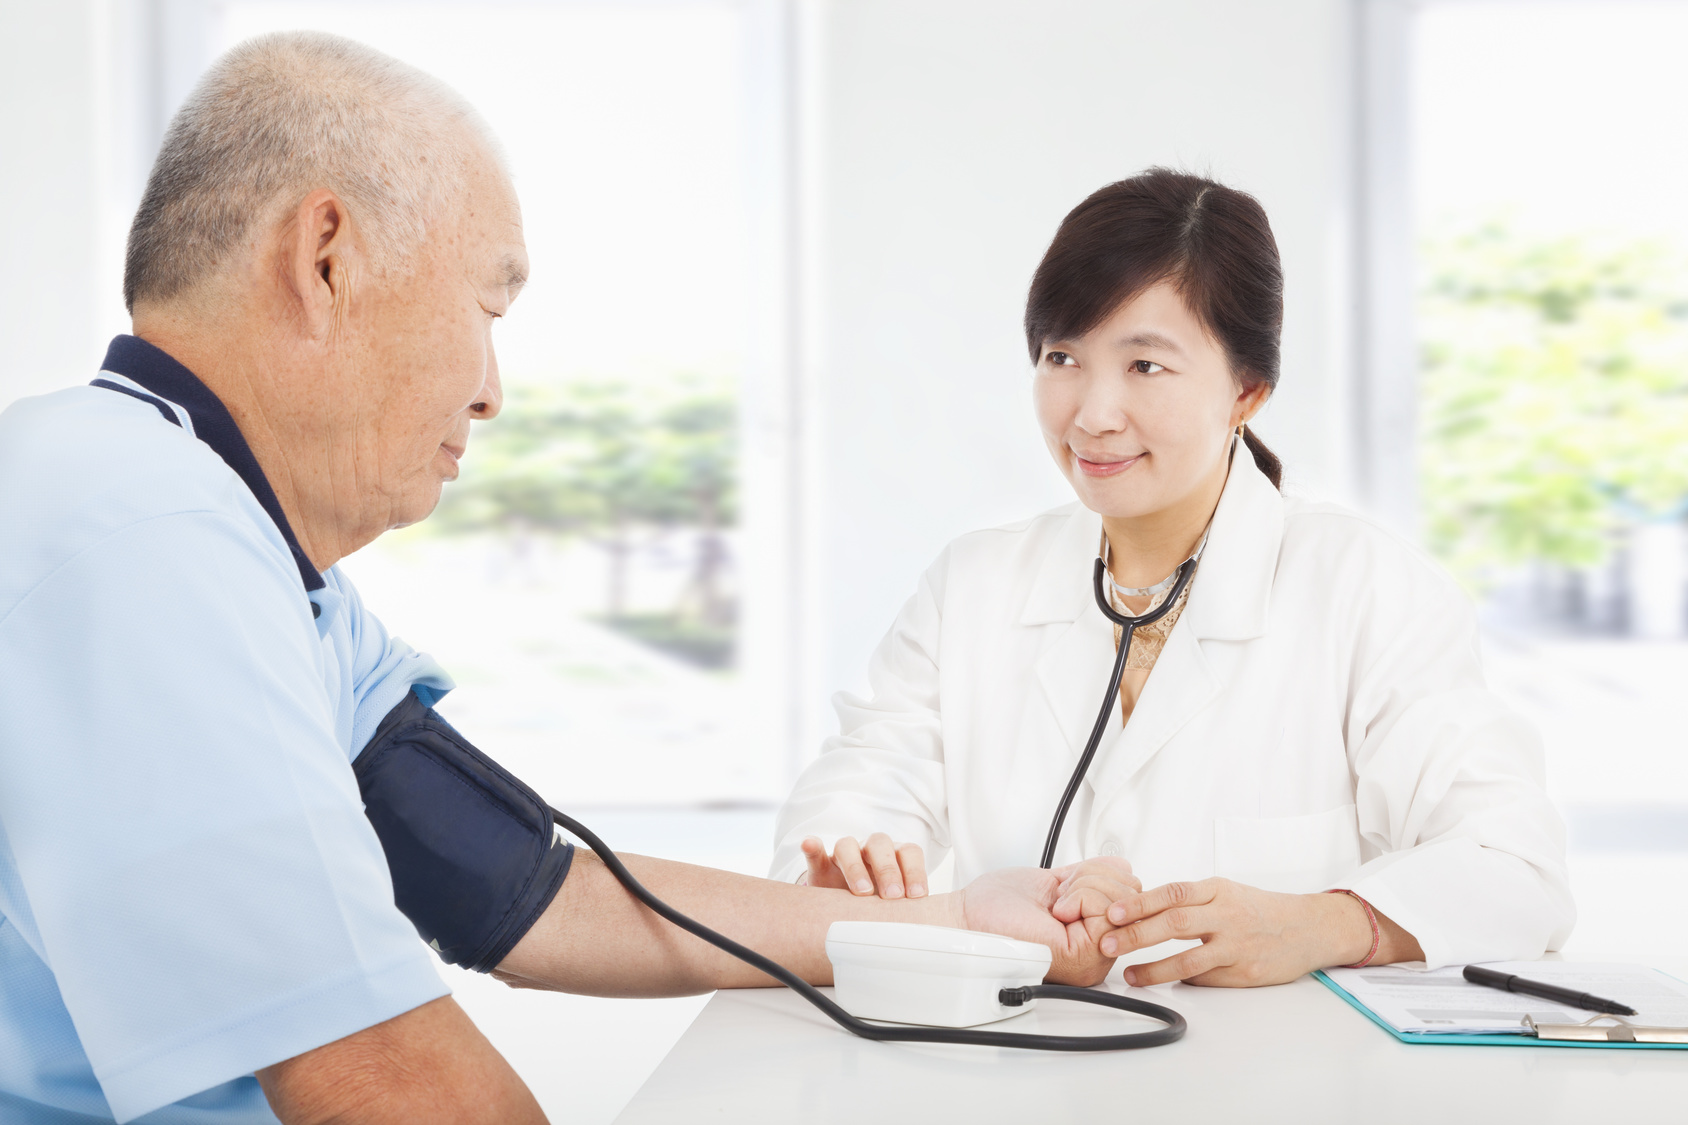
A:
[1312, 970, 1688, 1050]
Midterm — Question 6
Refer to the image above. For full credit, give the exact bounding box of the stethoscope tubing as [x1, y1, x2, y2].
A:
[1037, 555, 1199, 870]
[550, 805, 1186, 1050]
[540, 527, 1214, 1053]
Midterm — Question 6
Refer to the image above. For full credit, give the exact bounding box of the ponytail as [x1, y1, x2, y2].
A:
[1243, 427, 1282, 490]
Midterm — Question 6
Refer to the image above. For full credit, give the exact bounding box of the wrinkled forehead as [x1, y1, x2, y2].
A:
[440, 142, 526, 268]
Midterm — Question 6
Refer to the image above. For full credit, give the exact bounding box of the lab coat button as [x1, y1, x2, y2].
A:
[1099, 840, 1121, 857]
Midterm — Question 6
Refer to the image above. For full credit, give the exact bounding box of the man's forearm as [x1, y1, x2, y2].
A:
[492, 850, 964, 996]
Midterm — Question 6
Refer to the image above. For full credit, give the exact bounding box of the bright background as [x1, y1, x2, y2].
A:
[3, 1, 1687, 1121]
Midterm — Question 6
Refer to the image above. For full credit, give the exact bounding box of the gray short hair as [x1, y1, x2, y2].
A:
[124, 31, 499, 312]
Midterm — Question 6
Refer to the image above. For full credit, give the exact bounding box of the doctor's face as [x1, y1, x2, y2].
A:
[1033, 282, 1261, 522]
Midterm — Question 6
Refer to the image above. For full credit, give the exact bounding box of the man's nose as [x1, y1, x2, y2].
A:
[471, 348, 503, 421]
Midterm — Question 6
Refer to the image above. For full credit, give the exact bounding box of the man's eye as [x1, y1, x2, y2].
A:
[1046, 351, 1076, 367]
[1130, 360, 1165, 374]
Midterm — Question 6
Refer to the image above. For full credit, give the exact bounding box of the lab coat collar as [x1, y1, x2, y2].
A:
[1016, 444, 1284, 643]
[1026, 448, 1280, 807]
[1181, 447, 1283, 642]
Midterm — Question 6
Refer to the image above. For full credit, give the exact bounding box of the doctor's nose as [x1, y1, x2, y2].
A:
[1072, 380, 1131, 436]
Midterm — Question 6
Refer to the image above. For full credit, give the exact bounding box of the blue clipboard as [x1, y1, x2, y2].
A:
[1312, 970, 1688, 1050]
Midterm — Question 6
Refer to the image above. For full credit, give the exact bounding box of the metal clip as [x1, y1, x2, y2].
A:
[1524, 1014, 1688, 1044]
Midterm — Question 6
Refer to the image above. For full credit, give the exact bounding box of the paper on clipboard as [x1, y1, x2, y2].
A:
[1320, 962, 1688, 1036]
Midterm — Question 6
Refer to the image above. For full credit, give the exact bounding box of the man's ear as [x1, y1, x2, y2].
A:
[280, 188, 358, 337]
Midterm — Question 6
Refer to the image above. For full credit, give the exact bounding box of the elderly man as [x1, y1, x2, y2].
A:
[0, 32, 1133, 1125]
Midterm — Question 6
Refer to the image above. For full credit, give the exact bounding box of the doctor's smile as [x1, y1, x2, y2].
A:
[1072, 450, 1144, 477]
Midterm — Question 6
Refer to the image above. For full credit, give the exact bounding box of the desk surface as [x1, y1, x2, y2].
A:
[614, 963, 1687, 1124]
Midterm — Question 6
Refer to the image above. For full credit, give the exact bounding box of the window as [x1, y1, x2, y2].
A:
[200, 1, 792, 806]
[1410, 0, 1688, 954]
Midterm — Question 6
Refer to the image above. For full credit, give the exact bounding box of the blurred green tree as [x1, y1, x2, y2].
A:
[1420, 220, 1688, 585]
[432, 378, 738, 626]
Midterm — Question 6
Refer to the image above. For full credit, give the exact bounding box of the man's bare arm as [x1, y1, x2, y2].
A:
[253, 851, 1131, 1122]
[256, 996, 545, 1125]
[492, 851, 1128, 995]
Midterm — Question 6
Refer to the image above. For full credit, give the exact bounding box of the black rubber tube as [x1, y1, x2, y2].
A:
[548, 807, 1186, 1051]
[1038, 556, 1199, 869]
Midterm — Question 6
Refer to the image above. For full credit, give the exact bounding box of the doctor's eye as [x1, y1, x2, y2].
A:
[1045, 351, 1077, 367]
[1130, 360, 1165, 374]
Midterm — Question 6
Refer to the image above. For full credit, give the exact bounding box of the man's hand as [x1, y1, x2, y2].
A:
[956, 859, 1141, 985]
[1098, 878, 1425, 987]
[257, 996, 544, 1125]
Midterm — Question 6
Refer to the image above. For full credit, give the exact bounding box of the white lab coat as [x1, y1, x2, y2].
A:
[771, 451, 1575, 968]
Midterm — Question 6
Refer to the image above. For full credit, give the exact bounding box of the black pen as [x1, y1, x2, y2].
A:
[1463, 965, 1637, 1016]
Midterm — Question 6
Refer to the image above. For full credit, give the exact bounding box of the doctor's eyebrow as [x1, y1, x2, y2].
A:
[1112, 331, 1184, 354]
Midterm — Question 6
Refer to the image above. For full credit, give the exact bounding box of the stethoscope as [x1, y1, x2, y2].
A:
[1037, 531, 1207, 869]
[547, 532, 1207, 1053]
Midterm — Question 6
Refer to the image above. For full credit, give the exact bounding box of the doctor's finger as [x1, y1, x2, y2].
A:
[1099, 902, 1219, 956]
[896, 843, 928, 898]
[1106, 879, 1219, 927]
[831, 837, 876, 895]
[1122, 941, 1225, 987]
[800, 837, 848, 890]
[860, 834, 905, 898]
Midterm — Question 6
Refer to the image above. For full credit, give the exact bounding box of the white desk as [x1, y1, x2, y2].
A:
[615, 965, 1686, 1124]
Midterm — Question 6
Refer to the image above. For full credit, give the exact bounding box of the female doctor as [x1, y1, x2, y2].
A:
[770, 168, 1574, 987]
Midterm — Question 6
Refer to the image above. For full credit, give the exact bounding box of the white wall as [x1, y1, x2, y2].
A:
[796, 0, 1360, 750]
[0, 0, 106, 402]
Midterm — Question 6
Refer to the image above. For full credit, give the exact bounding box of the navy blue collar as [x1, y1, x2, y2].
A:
[96, 335, 326, 594]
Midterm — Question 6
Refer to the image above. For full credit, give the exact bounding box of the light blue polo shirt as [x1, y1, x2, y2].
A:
[0, 337, 454, 1123]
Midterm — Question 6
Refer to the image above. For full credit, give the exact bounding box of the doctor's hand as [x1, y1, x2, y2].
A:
[955, 860, 1140, 986]
[1097, 878, 1423, 988]
[800, 834, 928, 899]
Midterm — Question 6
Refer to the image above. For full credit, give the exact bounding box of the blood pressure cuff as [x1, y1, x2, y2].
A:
[353, 690, 574, 972]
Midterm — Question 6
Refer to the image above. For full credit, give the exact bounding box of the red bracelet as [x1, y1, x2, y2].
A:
[1325, 889, 1380, 969]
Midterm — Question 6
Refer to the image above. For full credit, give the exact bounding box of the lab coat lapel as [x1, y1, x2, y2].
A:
[1085, 621, 1221, 800]
[1025, 505, 1113, 760]
[1178, 446, 1283, 643]
[1032, 608, 1119, 762]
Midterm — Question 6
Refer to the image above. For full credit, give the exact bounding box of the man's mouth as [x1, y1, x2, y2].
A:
[1073, 451, 1144, 478]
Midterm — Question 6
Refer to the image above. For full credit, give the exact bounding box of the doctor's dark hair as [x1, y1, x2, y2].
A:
[1023, 168, 1285, 489]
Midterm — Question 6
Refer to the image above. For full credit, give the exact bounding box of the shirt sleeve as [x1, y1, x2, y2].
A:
[325, 567, 456, 757]
[0, 511, 447, 1123]
[770, 555, 953, 883]
[1337, 536, 1576, 968]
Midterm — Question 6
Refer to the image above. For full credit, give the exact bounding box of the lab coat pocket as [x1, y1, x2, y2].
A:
[1212, 805, 1362, 894]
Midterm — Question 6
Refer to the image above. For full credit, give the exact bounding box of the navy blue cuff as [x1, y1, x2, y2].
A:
[355, 692, 573, 972]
